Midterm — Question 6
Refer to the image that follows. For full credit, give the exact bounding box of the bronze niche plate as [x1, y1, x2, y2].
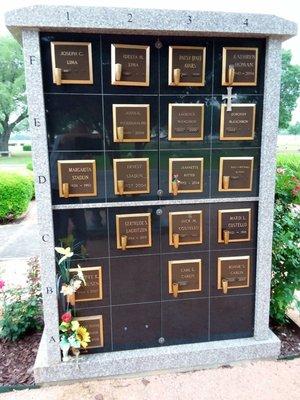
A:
[217, 256, 250, 290]
[50, 42, 93, 84]
[168, 46, 206, 86]
[116, 213, 152, 249]
[169, 158, 204, 193]
[57, 160, 97, 198]
[113, 158, 150, 195]
[169, 211, 203, 246]
[113, 104, 150, 142]
[218, 157, 254, 192]
[168, 259, 202, 294]
[218, 208, 251, 243]
[168, 104, 204, 141]
[222, 47, 258, 86]
[75, 316, 104, 349]
[111, 44, 150, 86]
[220, 104, 256, 141]
[69, 266, 103, 302]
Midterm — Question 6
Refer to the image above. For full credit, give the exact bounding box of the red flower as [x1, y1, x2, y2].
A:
[0, 279, 5, 290]
[61, 312, 72, 323]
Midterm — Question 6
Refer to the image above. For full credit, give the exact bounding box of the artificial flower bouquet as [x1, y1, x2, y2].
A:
[59, 311, 91, 361]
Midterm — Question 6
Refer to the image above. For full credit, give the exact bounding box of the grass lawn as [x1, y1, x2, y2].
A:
[0, 152, 32, 166]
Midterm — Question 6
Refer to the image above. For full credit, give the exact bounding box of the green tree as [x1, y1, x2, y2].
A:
[287, 121, 300, 135]
[279, 50, 300, 129]
[0, 36, 27, 153]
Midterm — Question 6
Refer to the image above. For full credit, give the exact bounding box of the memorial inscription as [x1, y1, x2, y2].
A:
[218, 208, 251, 244]
[217, 256, 250, 294]
[116, 213, 152, 250]
[111, 44, 150, 86]
[75, 316, 104, 348]
[169, 46, 206, 86]
[57, 160, 97, 198]
[168, 259, 202, 298]
[168, 104, 204, 141]
[219, 157, 254, 192]
[69, 266, 103, 302]
[113, 158, 150, 195]
[169, 211, 203, 248]
[222, 47, 258, 86]
[113, 104, 150, 142]
[50, 42, 93, 85]
[220, 104, 256, 140]
[169, 158, 204, 195]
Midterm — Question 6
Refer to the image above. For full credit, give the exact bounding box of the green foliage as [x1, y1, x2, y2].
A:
[277, 153, 300, 178]
[26, 161, 33, 171]
[0, 36, 27, 151]
[279, 50, 300, 129]
[0, 172, 34, 222]
[271, 162, 300, 323]
[23, 144, 31, 151]
[287, 122, 300, 135]
[0, 257, 43, 341]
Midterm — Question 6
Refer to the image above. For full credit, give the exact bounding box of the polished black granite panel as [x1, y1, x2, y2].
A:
[210, 295, 255, 340]
[45, 94, 103, 152]
[40, 32, 101, 94]
[161, 299, 209, 345]
[53, 208, 109, 259]
[103, 95, 159, 151]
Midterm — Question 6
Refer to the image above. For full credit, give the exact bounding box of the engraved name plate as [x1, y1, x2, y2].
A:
[75, 316, 104, 348]
[218, 208, 251, 243]
[111, 44, 150, 86]
[168, 259, 202, 294]
[50, 42, 93, 85]
[217, 256, 250, 290]
[57, 160, 97, 198]
[113, 104, 150, 142]
[169, 158, 204, 193]
[218, 157, 254, 192]
[113, 158, 150, 195]
[169, 104, 204, 141]
[116, 213, 152, 249]
[169, 211, 203, 246]
[220, 104, 256, 140]
[70, 266, 103, 302]
[222, 47, 258, 86]
[169, 46, 206, 86]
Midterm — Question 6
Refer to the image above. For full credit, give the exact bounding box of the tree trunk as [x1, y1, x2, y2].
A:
[0, 132, 11, 154]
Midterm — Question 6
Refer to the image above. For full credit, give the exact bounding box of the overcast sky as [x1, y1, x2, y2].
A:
[1, 0, 300, 121]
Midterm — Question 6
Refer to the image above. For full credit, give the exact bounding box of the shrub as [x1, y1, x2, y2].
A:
[271, 164, 300, 323]
[23, 144, 32, 151]
[0, 172, 34, 222]
[0, 257, 43, 341]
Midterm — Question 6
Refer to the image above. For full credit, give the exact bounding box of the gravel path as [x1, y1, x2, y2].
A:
[1, 358, 299, 400]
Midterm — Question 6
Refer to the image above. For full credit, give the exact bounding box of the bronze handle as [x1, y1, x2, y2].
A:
[172, 282, 179, 298]
[54, 67, 62, 85]
[117, 180, 124, 195]
[222, 278, 228, 294]
[115, 63, 122, 81]
[222, 176, 230, 190]
[172, 181, 179, 196]
[117, 126, 124, 142]
[121, 235, 127, 251]
[223, 230, 230, 245]
[62, 183, 69, 198]
[172, 233, 180, 249]
[228, 65, 235, 85]
[173, 68, 181, 85]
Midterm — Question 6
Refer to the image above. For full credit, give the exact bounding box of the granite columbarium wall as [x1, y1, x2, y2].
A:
[5, 5, 297, 384]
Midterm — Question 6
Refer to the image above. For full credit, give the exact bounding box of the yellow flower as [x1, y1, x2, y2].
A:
[71, 320, 80, 331]
[76, 326, 91, 349]
[55, 247, 74, 264]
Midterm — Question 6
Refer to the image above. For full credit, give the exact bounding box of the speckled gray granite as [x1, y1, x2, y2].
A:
[34, 330, 280, 385]
[5, 5, 297, 42]
[6, 4, 296, 385]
